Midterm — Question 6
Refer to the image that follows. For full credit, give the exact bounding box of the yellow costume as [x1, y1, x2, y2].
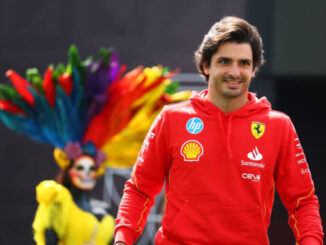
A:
[32, 180, 114, 245]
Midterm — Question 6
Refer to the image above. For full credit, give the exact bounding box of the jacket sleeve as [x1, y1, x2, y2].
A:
[114, 107, 170, 245]
[274, 116, 324, 245]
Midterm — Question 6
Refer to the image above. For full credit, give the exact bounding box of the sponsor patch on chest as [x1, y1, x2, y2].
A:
[242, 173, 261, 182]
[180, 140, 204, 162]
[251, 121, 265, 139]
[240, 146, 265, 169]
[186, 117, 204, 134]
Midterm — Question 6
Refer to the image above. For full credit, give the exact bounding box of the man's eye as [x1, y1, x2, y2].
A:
[240, 60, 250, 66]
[218, 58, 229, 64]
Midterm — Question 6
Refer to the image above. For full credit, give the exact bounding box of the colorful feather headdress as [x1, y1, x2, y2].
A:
[0, 45, 190, 176]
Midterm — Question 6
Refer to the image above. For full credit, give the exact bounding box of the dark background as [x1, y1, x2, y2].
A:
[0, 0, 325, 244]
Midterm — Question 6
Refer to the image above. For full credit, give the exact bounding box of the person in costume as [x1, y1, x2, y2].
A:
[0, 45, 190, 245]
[114, 16, 324, 245]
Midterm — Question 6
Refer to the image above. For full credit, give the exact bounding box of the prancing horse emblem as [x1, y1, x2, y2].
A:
[251, 121, 265, 139]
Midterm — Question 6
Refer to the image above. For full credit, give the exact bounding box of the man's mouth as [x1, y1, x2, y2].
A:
[224, 79, 243, 89]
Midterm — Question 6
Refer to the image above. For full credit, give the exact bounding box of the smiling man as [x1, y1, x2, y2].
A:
[114, 16, 324, 245]
[205, 42, 254, 113]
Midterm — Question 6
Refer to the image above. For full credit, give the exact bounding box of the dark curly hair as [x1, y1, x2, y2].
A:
[194, 16, 265, 81]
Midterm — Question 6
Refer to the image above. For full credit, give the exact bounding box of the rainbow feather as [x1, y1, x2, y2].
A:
[0, 45, 191, 171]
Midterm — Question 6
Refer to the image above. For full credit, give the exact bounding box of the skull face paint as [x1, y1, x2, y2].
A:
[68, 155, 97, 191]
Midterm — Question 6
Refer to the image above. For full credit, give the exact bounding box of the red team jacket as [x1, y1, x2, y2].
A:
[115, 90, 323, 245]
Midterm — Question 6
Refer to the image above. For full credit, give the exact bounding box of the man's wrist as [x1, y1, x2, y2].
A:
[114, 228, 135, 245]
[114, 242, 126, 245]
[300, 236, 322, 245]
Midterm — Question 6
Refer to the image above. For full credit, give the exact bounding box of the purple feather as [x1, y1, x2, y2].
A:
[85, 52, 120, 95]
[108, 51, 119, 82]
[83, 51, 120, 130]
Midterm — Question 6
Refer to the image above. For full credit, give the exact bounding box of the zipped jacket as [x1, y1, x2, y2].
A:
[115, 90, 323, 245]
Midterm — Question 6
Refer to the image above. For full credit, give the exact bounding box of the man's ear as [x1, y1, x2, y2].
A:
[203, 62, 210, 75]
[251, 69, 256, 78]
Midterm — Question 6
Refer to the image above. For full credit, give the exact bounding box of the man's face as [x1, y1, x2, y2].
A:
[68, 155, 97, 191]
[204, 42, 255, 99]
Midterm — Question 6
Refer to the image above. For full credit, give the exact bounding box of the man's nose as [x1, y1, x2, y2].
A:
[228, 63, 241, 77]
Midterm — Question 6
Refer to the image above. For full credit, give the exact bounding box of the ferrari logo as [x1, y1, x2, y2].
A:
[251, 122, 265, 139]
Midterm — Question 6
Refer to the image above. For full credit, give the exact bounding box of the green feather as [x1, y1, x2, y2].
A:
[68, 45, 86, 84]
[52, 63, 66, 80]
[0, 84, 21, 102]
[26, 68, 43, 92]
[165, 81, 179, 95]
[98, 47, 113, 65]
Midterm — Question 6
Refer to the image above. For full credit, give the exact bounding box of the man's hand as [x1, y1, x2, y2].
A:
[114, 242, 126, 245]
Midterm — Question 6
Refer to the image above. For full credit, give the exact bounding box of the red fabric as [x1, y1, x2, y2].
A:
[301, 236, 323, 245]
[114, 229, 134, 245]
[114, 90, 323, 245]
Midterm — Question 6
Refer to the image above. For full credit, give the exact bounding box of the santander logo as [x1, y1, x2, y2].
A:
[247, 146, 263, 161]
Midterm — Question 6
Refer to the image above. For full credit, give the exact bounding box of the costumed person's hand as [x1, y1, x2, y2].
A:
[45, 228, 59, 245]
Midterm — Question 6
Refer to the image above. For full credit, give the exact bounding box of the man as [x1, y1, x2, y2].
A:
[114, 16, 324, 245]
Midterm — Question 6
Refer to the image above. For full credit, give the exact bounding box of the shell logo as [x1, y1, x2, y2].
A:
[180, 140, 204, 162]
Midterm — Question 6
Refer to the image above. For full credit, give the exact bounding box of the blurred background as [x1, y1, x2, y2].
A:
[0, 0, 325, 244]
